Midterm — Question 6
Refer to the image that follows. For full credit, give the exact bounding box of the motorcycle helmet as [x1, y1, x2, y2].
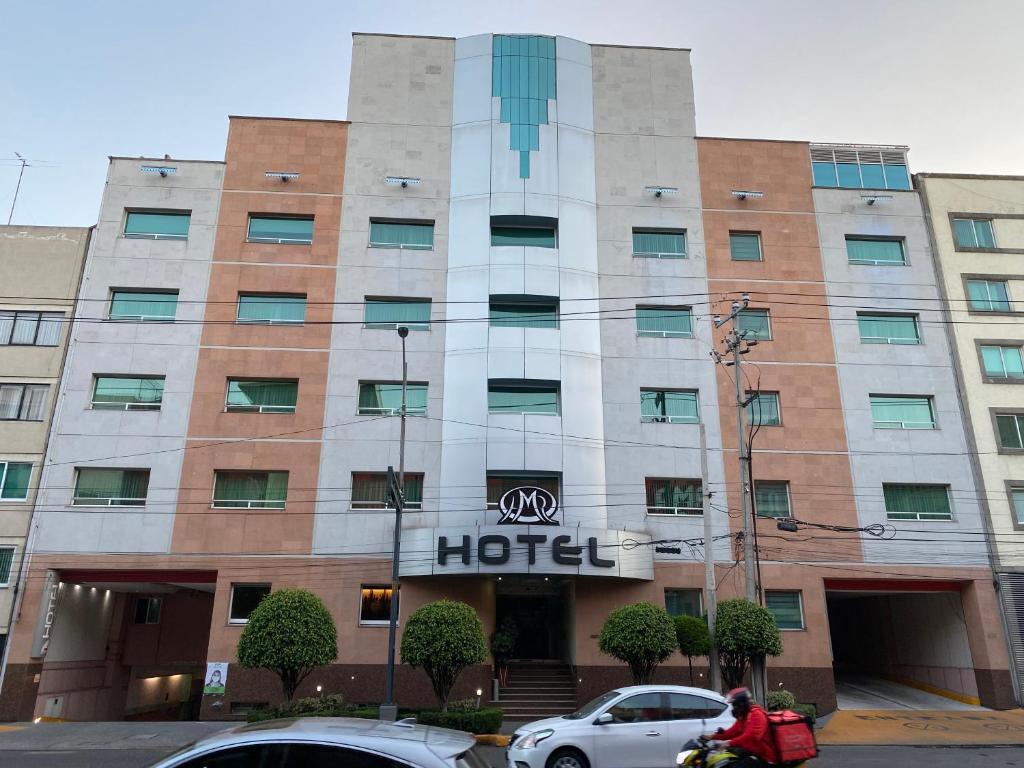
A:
[726, 687, 752, 715]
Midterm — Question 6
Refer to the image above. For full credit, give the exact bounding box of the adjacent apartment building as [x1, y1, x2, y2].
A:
[0, 33, 1016, 722]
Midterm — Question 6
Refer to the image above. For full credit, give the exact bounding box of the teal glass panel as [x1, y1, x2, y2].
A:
[747, 392, 780, 426]
[883, 164, 911, 190]
[1012, 489, 1024, 525]
[870, 396, 934, 429]
[636, 307, 692, 337]
[737, 309, 770, 340]
[357, 383, 428, 416]
[755, 483, 790, 518]
[837, 162, 861, 187]
[490, 302, 558, 328]
[981, 346, 1024, 379]
[884, 484, 951, 520]
[812, 161, 838, 187]
[488, 385, 559, 415]
[646, 478, 702, 515]
[109, 291, 177, 320]
[493, 35, 556, 178]
[860, 163, 886, 189]
[491, 226, 556, 247]
[73, 469, 149, 506]
[124, 211, 190, 239]
[369, 221, 434, 249]
[213, 471, 288, 509]
[975, 220, 996, 248]
[953, 218, 977, 247]
[633, 231, 686, 257]
[237, 294, 306, 324]
[0, 462, 31, 500]
[640, 390, 699, 423]
[664, 589, 702, 617]
[93, 377, 165, 410]
[226, 380, 298, 413]
[247, 216, 314, 243]
[967, 280, 1010, 311]
[364, 300, 431, 329]
[766, 592, 803, 629]
[857, 314, 919, 344]
[729, 233, 762, 261]
[846, 238, 905, 265]
[998, 415, 1024, 449]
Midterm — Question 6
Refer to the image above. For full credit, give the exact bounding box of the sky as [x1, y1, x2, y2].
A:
[2, 0, 1023, 226]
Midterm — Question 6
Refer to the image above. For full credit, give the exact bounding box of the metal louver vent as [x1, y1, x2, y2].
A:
[809, 147, 834, 163]
[998, 573, 1024, 699]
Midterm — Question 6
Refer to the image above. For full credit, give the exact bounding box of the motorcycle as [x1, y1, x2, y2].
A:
[676, 736, 811, 768]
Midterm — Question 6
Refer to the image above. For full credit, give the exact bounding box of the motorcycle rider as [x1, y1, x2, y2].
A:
[703, 687, 776, 767]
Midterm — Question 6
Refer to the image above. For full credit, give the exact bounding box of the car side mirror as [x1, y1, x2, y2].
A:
[595, 713, 613, 725]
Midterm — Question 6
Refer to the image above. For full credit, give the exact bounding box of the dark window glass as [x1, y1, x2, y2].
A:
[177, 744, 276, 768]
[283, 744, 402, 768]
[359, 586, 395, 623]
[486, 474, 559, 509]
[229, 585, 270, 623]
[491, 226, 556, 248]
[133, 597, 162, 625]
[351, 473, 423, 510]
[607, 692, 666, 723]
[668, 693, 722, 720]
[664, 588, 702, 617]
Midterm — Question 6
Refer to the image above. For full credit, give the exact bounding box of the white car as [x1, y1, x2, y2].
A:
[507, 685, 734, 768]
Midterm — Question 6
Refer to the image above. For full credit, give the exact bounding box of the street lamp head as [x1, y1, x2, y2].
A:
[397, 326, 409, 339]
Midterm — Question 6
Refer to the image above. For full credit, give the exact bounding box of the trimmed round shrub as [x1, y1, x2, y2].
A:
[675, 614, 711, 686]
[598, 602, 678, 685]
[767, 689, 797, 711]
[714, 599, 782, 690]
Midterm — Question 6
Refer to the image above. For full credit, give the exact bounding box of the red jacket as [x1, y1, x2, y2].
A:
[717, 704, 776, 763]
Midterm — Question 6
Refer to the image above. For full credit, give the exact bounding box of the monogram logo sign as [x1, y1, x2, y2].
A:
[497, 486, 559, 525]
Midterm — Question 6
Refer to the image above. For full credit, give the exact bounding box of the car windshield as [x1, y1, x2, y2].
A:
[564, 691, 621, 720]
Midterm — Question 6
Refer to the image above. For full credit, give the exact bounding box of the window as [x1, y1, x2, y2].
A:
[133, 597, 162, 625]
[954, 218, 996, 249]
[0, 462, 31, 501]
[225, 380, 298, 414]
[883, 484, 952, 521]
[229, 584, 270, 624]
[870, 396, 935, 429]
[997, 413, 1024, 450]
[0, 546, 13, 587]
[91, 376, 164, 411]
[358, 382, 428, 416]
[641, 389, 699, 423]
[364, 299, 431, 330]
[212, 471, 288, 509]
[73, 468, 149, 507]
[368, 220, 434, 250]
[0, 311, 63, 346]
[488, 381, 559, 415]
[968, 280, 1011, 312]
[486, 474, 559, 509]
[351, 472, 423, 510]
[633, 229, 686, 258]
[490, 216, 557, 248]
[636, 306, 693, 338]
[236, 294, 306, 325]
[846, 237, 906, 265]
[280, 745, 406, 768]
[123, 211, 190, 240]
[857, 313, 920, 345]
[755, 481, 791, 518]
[737, 309, 771, 340]
[489, 297, 558, 329]
[1010, 487, 1024, 526]
[108, 290, 178, 321]
[766, 591, 804, 630]
[177, 745, 279, 768]
[359, 585, 395, 624]
[810, 146, 911, 190]
[730, 232, 762, 262]
[668, 693, 726, 720]
[981, 345, 1024, 380]
[664, 588, 703, 617]
[0, 384, 48, 421]
[608, 693, 666, 723]
[746, 391, 780, 426]
[646, 478, 702, 516]
[247, 215, 314, 244]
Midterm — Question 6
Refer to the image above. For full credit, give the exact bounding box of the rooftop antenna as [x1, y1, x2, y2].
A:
[6, 152, 29, 225]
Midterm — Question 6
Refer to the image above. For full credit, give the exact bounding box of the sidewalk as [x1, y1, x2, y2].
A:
[819, 709, 1024, 746]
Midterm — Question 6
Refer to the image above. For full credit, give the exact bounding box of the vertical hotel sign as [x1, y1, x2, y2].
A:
[31, 570, 61, 658]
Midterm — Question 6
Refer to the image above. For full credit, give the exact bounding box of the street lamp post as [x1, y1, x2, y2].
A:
[380, 326, 409, 721]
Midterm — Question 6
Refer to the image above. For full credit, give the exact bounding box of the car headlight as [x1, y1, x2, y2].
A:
[676, 749, 696, 766]
[518, 729, 554, 749]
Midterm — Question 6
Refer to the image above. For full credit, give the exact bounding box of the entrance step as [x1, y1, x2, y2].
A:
[495, 662, 577, 721]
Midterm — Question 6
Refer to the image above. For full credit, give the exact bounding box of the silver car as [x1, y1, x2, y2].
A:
[507, 686, 734, 768]
[147, 717, 488, 768]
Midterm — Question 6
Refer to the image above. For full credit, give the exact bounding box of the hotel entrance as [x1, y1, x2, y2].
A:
[494, 577, 573, 662]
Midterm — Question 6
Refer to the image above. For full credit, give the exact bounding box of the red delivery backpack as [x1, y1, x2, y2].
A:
[767, 709, 819, 764]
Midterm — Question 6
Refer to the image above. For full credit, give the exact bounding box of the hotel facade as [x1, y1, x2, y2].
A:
[0, 33, 1016, 721]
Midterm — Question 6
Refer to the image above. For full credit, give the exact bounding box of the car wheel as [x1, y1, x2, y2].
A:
[546, 747, 589, 768]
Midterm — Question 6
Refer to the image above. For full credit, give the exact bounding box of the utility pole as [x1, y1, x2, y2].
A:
[7, 153, 28, 225]
[380, 325, 410, 721]
[713, 294, 766, 702]
[700, 423, 721, 692]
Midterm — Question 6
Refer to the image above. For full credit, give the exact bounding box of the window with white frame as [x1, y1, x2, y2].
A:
[646, 477, 702, 516]
[981, 345, 1024, 380]
[0, 546, 14, 587]
[870, 396, 936, 430]
[633, 229, 686, 258]
[664, 588, 703, 617]
[229, 584, 270, 624]
[359, 585, 396, 624]
[953, 218, 995, 249]
[883, 484, 952, 521]
[212, 471, 288, 509]
[765, 591, 804, 630]
[0, 462, 31, 501]
[351, 473, 423, 510]
[91, 376, 164, 411]
[641, 389, 699, 423]
[72, 468, 149, 507]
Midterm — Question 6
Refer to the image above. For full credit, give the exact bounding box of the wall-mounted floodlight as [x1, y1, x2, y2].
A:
[140, 165, 177, 177]
[644, 185, 679, 198]
[731, 190, 764, 200]
[385, 176, 421, 188]
[861, 194, 893, 206]
[266, 171, 300, 182]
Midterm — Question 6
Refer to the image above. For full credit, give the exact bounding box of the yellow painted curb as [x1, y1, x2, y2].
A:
[0, 725, 26, 732]
[33, 716, 67, 724]
[475, 734, 511, 747]
[819, 710, 1024, 746]
[883, 675, 982, 707]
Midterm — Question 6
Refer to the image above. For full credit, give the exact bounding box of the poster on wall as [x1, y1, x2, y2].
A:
[203, 662, 229, 695]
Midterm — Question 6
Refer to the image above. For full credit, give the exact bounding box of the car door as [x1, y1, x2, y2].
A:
[172, 743, 283, 768]
[666, 693, 729, 753]
[590, 692, 670, 768]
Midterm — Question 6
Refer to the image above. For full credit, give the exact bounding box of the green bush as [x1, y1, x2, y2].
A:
[675, 615, 711, 686]
[445, 697, 479, 712]
[401, 600, 488, 712]
[766, 690, 796, 711]
[418, 707, 503, 734]
[793, 703, 817, 723]
[237, 589, 338, 702]
[714, 599, 782, 690]
[598, 602, 678, 685]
